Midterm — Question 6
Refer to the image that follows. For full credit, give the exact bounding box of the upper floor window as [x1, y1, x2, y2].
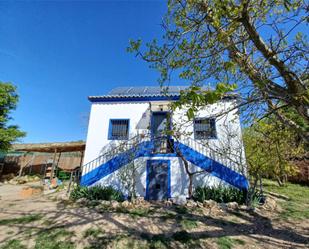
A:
[194, 118, 216, 139]
[108, 119, 129, 140]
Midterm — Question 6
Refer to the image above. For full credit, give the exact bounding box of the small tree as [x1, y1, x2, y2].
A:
[99, 133, 145, 200]
[0, 82, 26, 151]
[167, 100, 248, 198]
[243, 117, 304, 186]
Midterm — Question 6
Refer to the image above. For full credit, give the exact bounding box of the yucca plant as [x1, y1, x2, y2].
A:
[70, 185, 124, 202]
[193, 186, 246, 204]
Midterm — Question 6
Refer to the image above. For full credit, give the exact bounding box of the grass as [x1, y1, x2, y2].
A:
[114, 206, 153, 218]
[34, 228, 74, 249]
[85, 234, 150, 249]
[83, 228, 104, 238]
[180, 218, 198, 230]
[42, 219, 54, 226]
[217, 236, 245, 249]
[0, 239, 26, 249]
[2, 180, 307, 249]
[114, 236, 149, 249]
[263, 179, 309, 220]
[0, 214, 43, 225]
[129, 208, 152, 218]
[174, 205, 189, 215]
[160, 211, 178, 221]
[149, 240, 168, 249]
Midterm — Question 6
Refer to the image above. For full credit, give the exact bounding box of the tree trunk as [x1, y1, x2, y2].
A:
[174, 146, 194, 199]
[276, 176, 284, 187]
[188, 173, 193, 199]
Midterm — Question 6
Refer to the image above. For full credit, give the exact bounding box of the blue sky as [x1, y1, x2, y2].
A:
[0, 0, 170, 143]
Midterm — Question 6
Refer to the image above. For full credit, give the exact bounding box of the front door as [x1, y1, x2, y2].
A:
[151, 112, 169, 137]
[146, 160, 170, 200]
[151, 112, 173, 153]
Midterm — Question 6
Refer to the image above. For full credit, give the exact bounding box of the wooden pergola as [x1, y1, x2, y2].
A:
[12, 141, 86, 192]
[12, 141, 85, 153]
[12, 141, 85, 177]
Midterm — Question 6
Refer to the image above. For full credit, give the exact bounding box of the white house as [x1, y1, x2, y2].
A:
[81, 86, 248, 200]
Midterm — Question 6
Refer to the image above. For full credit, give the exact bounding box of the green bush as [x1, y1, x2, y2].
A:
[193, 186, 246, 204]
[70, 185, 124, 202]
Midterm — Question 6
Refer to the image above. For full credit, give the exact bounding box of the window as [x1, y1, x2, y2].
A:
[194, 118, 216, 139]
[108, 119, 129, 140]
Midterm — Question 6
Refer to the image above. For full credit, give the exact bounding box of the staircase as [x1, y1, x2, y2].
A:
[175, 135, 249, 190]
[81, 134, 154, 186]
[80, 134, 249, 190]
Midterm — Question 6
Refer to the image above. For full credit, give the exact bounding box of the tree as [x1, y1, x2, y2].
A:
[243, 116, 304, 186]
[0, 82, 26, 151]
[128, 0, 309, 143]
[99, 132, 145, 199]
[170, 107, 247, 198]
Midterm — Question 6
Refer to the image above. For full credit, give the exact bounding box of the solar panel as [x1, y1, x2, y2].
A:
[143, 87, 162, 94]
[108, 87, 130, 95]
[108, 86, 190, 96]
[128, 87, 148, 95]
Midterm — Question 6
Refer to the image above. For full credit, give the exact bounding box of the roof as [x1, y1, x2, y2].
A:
[89, 86, 186, 102]
[108, 86, 187, 96]
[11, 141, 85, 153]
[88, 86, 238, 103]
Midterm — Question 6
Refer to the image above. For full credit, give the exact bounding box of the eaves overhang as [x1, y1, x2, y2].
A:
[88, 95, 180, 103]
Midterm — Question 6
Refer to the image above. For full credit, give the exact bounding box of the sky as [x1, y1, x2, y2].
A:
[0, 0, 171, 143]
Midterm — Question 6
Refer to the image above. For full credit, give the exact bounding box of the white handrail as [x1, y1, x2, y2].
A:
[82, 133, 237, 176]
[177, 134, 235, 168]
[82, 133, 151, 175]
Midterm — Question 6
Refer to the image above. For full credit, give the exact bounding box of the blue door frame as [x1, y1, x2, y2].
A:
[150, 111, 171, 138]
[145, 159, 171, 200]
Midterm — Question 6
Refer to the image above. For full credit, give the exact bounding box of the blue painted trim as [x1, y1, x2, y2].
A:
[89, 96, 180, 103]
[81, 141, 155, 186]
[167, 160, 171, 198]
[143, 153, 177, 157]
[151, 111, 168, 137]
[80, 140, 249, 191]
[145, 159, 171, 200]
[150, 112, 154, 138]
[108, 119, 112, 140]
[145, 160, 150, 200]
[174, 142, 249, 190]
[150, 111, 172, 138]
[108, 119, 130, 140]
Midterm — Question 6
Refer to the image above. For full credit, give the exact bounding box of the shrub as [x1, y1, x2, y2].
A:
[193, 186, 246, 204]
[70, 185, 124, 202]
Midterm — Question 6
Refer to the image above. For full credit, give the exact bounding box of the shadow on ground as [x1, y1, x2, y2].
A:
[1, 198, 308, 249]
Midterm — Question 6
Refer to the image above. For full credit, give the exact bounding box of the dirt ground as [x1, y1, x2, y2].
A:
[0, 182, 308, 249]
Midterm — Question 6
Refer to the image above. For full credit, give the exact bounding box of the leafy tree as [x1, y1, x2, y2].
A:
[0, 82, 26, 151]
[243, 117, 304, 187]
[128, 0, 309, 142]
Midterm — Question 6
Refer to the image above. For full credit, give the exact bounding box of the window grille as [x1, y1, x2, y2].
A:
[194, 118, 216, 139]
[108, 119, 129, 140]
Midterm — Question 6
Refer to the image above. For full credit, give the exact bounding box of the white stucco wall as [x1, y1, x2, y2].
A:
[83, 98, 246, 198]
[173, 99, 246, 173]
[91, 156, 223, 198]
[83, 102, 149, 165]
